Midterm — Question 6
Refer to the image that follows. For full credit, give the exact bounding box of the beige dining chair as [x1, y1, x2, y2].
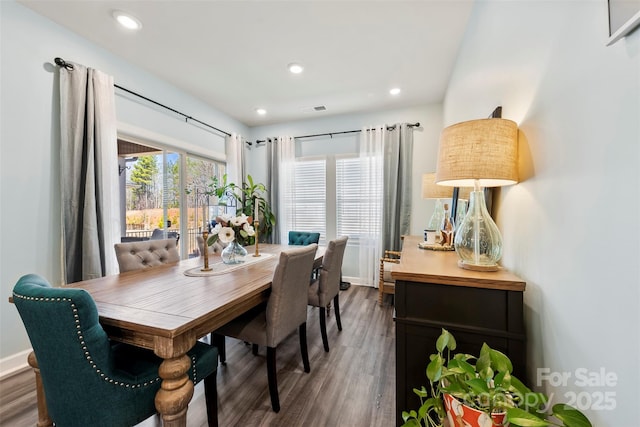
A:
[114, 238, 180, 273]
[308, 236, 348, 352]
[211, 244, 318, 413]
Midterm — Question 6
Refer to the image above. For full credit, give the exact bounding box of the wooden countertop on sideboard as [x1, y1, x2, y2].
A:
[390, 235, 526, 291]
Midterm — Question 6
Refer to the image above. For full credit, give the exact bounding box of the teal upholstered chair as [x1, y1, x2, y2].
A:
[288, 231, 320, 246]
[12, 274, 219, 427]
[212, 244, 318, 413]
[308, 236, 348, 352]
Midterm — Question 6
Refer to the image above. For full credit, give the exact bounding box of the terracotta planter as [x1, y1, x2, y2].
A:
[443, 393, 508, 427]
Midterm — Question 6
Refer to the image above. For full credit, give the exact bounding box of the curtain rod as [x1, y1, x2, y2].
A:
[53, 57, 263, 146]
[254, 122, 420, 145]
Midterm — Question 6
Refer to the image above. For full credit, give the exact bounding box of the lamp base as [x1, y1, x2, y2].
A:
[457, 259, 499, 272]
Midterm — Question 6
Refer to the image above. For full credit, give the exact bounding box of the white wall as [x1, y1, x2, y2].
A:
[246, 105, 444, 280]
[444, 1, 639, 424]
[0, 1, 248, 365]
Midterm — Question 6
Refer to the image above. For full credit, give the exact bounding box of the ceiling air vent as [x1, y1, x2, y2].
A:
[314, 105, 327, 111]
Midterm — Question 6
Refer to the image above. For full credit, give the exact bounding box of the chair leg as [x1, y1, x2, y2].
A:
[298, 322, 311, 373]
[334, 294, 342, 331]
[211, 333, 226, 365]
[252, 343, 259, 355]
[319, 307, 329, 352]
[378, 284, 383, 306]
[203, 373, 218, 427]
[266, 347, 280, 412]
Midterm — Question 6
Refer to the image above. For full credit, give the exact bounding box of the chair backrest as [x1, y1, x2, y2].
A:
[316, 236, 348, 306]
[265, 244, 318, 347]
[12, 274, 148, 425]
[196, 235, 226, 255]
[149, 228, 179, 241]
[114, 238, 180, 273]
[288, 231, 320, 246]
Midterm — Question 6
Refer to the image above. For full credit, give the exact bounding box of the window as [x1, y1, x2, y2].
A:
[336, 155, 381, 242]
[284, 154, 382, 246]
[118, 138, 225, 259]
[286, 158, 326, 242]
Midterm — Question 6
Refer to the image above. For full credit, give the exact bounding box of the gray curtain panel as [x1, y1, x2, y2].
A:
[382, 123, 413, 252]
[59, 63, 116, 283]
[266, 137, 280, 244]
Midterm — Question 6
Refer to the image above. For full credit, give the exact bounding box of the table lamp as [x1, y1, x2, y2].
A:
[435, 118, 518, 271]
[421, 172, 451, 231]
[422, 173, 472, 232]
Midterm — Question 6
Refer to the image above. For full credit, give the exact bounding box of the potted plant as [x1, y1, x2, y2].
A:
[402, 329, 592, 427]
[200, 174, 276, 245]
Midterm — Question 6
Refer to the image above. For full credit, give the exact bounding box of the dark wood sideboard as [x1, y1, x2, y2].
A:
[392, 235, 526, 426]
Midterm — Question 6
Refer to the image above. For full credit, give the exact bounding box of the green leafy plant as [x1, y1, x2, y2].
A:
[402, 329, 592, 427]
[193, 174, 276, 245]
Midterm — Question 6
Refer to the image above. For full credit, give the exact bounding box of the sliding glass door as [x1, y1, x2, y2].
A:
[183, 155, 226, 258]
[118, 139, 225, 259]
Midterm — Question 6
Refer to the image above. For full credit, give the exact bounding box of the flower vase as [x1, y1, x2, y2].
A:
[221, 239, 248, 264]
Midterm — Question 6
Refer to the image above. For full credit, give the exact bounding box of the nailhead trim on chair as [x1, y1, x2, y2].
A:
[12, 292, 162, 389]
[191, 355, 198, 384]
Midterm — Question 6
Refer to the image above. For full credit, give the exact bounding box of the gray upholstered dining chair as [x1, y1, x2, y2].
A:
[114, 238, 180, 273]
[211, 244, 318, 413]
[12, 273, 219, 427]
[308, 236, 348, 352]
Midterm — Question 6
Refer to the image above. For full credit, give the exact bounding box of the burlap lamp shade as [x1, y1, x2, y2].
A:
[435, 118, 518, 188]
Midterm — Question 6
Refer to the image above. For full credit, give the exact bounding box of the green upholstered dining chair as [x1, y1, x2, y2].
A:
[288, 231, 320, 246]
[211, 244, 318, 413]
[114, 238, 180, 273]
[12, 274, 219, 427]
[308, 236, 348, 352]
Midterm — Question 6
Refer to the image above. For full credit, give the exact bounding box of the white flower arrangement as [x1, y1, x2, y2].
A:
[206, 213, 255, 246]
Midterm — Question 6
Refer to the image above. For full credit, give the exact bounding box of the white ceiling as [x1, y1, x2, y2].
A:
[20, 0, 475, 127]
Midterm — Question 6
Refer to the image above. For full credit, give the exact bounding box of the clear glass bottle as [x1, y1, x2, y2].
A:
[454, 190, 503, 268]
[427, 198, 445, 231]
[440, 203, 455, 247]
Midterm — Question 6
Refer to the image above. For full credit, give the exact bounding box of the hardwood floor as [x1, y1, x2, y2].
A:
[0, 285, 395, 427]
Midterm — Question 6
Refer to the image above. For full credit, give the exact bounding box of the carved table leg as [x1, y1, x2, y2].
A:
[27, 352, 53, 427]
[154, 335, 196, 427]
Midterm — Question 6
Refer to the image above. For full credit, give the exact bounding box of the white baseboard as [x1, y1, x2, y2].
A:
[0, 348, 32, 380]
[341, 276, 371, 287]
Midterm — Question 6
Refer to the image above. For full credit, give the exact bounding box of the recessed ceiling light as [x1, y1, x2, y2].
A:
[256, 108, 267, 115]
[113, 10, 142, 30]
[390, 88, 401, 95]
[288, 63, 304, 74]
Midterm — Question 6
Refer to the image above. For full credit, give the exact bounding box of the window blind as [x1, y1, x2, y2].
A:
[286, 158, 327, 242]
[336, 156, 381, 240]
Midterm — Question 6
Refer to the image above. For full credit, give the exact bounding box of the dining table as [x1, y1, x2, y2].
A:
[24, 242, 324, 427]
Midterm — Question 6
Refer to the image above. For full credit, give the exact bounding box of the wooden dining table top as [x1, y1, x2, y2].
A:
[65, 243, 325, 350]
